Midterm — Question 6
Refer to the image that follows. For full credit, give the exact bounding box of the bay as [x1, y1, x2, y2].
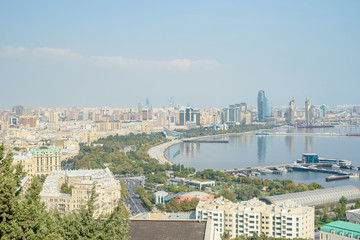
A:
[164, 126, 360, 188]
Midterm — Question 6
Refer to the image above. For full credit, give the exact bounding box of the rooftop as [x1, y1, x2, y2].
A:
[128, 220, 207, 240]
[321, 221, 360, 239]
[180, 191, 212, 197]
[40, 167, 119, 197]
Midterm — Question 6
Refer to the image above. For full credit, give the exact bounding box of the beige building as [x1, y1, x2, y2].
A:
[196, 197, 314, 239]
[93, 121, 121, 132]
[40, 168, 121, 217]
[13, 147, 62, 177]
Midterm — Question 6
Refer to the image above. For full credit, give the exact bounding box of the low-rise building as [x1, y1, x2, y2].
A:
[196, 197, 314, 239]
[320, 221, 360, 240]
[13, 146, 62, 177]
[40, 168, 121, 218]
[346, 209, 360, 224]
[175, 191, 214, 204]
[261, 185, 360, 208]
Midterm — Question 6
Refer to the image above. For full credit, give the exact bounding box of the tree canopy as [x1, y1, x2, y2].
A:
[0, 144, 129, 239]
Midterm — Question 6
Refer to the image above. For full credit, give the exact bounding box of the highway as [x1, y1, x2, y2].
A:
[122, 177, 149, 214]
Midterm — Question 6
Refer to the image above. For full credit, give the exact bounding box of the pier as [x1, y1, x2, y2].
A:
[222, 163, 360, 182]
[183, 139, 229, 143]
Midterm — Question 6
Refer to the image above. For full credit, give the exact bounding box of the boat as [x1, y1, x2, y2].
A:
[275, 167, 288, 173]
[291, 163, 309, 171]
[350, 175, 359, 179]
[307, 166, 318, 170]
[337, 170, 350, 175]
[260, 168, 273, 174]
[332, 164, 340, 169]
[346, 133, 360, 137]
[352, 166, 359, 171]
[256, 133, 269, 136]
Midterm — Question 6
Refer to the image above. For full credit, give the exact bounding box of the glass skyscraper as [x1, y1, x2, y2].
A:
[257, 90, 273, 122]
[258, 90, 265, 122]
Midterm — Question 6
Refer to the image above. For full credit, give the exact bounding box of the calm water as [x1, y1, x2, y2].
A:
[165, 126, 360, 188]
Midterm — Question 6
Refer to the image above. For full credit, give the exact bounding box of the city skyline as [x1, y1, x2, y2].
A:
[1, 1, 360, 109]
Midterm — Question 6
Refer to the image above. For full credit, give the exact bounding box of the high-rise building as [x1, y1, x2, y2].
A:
[138, 103, 142, 114]
[11, 105, 25, 116]
[288, 98, 295, 125]
[257, 90, 273, 122]
[258, 90, 265, 122]
[320, 104, 326, 119]
[222, 103, 249, 125]
[305, 98, 311, 125]
[178, 108, 200, 126]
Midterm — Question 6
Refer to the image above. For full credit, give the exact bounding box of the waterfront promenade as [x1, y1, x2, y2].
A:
[148, 140, 182, 165]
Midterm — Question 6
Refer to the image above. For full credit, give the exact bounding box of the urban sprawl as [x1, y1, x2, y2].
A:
[2, 92, 360, 240]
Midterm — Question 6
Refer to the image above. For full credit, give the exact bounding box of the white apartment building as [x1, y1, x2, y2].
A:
[196, 197, 314, 239]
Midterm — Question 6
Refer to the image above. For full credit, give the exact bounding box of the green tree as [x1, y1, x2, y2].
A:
[60, 183, 72, 194]
[0, 145, 61, 239]
[97, 198, 130, 240]
[16, 177, 60, 239]
[334, 196, 347, 220]
[166, 199, 181, 212]
[0, 145, 25, 238]
[321, 207, 329, 223]
[354, 198, 360, 209]
[217, 189, 236, 202]
[156, 203, 166, 211]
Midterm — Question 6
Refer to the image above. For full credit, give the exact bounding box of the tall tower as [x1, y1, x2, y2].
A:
[146, 97, 150, 109]
[169, 97, 174, 108]
[305, 98, 311, 125]
[257, 90, 265, 122]
[288, 98, 295, 125]
[320, 104, 326, 119]
[264, 96, 273, 117]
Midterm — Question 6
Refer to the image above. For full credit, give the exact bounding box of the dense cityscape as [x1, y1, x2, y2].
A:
[1, 93, 360, 239]
[1, 1, 360, 240]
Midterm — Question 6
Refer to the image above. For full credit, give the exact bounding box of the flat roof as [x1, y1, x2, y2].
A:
[128, 220, 207, 240]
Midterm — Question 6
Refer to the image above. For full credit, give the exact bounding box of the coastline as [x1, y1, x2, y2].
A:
[148, 128, 273, 165]
[148, 139, 182, 165]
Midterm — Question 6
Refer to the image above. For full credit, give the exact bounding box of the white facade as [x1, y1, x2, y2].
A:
[196, 197, 314, 239]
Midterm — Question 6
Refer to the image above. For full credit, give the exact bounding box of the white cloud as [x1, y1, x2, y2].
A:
[0, 45, 220, 70]
[0, 45, 81, 60]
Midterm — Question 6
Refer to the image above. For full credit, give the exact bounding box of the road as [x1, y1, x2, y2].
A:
[122, 177, 149, 215]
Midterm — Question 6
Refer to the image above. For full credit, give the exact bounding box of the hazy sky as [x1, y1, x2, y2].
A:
[1, 1, 359, 110]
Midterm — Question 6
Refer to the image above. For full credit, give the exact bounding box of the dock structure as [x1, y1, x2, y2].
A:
[183, 139, 229, 143]
[222, 164, 292, 174]
[222, 163, 360, 182]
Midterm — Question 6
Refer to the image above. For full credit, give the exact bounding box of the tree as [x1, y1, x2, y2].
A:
[166, 199, 180, 212]
[334, 196, 347, 220]
[0, 144, 60, 239]
[321, 207, 329, 223]
[15, 177, 60, 239]
[97, 198, 130, 240]
[217, 189, 236, 202]
[156, 203, 166, 211]
[354, 198, 360, 209]
[0, 144, 26, 239]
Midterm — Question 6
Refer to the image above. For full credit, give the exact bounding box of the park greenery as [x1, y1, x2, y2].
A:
[0, 144, 129, 239]
[62, 127, 329, 213]
[315, 197, 360, 228]
[64, 132, 171, 176]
